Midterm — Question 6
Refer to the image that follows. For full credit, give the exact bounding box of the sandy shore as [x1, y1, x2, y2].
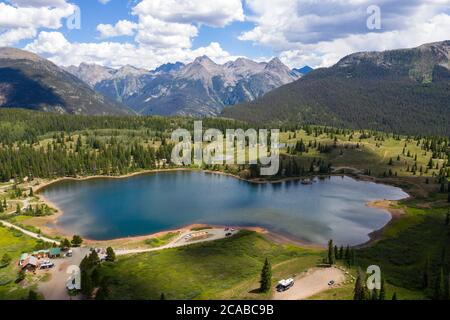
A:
[25, 168, 409, 248]
[355, 200, 406, 248]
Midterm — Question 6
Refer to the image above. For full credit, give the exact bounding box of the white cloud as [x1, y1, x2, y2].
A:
[0, 0, 75, 46]
[279, 13, 450, 68]
[130, 0, 244, 50]
[5, 0, 450, 70]
[241, 0, 450, 68]
[133, 0, 244, 28]
[3, 0, 245, 67]
[135, 16, 198, 48]
[25, 31, 240, 69]
[0, 27, 36, 46]
[8, 0, 69, 7]
[97, 20, 138, 38]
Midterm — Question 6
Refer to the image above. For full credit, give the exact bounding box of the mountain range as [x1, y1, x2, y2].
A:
[223, 41, 450, 136]
[0, 47, 132, 116]
[66, 56, 304, 117]
[2, 41, 449, 136]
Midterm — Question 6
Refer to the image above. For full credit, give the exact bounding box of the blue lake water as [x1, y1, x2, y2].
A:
[40, 171, 408, 245]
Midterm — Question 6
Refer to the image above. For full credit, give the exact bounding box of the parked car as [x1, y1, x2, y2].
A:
[40, 261, 55, 270]
[328, 280, 335, 286]
[276, 278, 294, 292]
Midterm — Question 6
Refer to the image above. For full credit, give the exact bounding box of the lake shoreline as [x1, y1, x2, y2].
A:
[29, 168, 410, 248]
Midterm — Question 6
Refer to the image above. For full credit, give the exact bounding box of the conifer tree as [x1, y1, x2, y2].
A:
[328, 240, 335, 265]
[260, 258, 272, 293]
[353, 270, 364, 300]
[106, 247, 116, 262]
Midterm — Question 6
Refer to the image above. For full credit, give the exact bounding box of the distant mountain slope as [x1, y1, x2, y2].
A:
[294, 66, 314, 75]
[0, 48, 132, 115]
[223, 41, 450, 136]
[66, 56, 301, 117]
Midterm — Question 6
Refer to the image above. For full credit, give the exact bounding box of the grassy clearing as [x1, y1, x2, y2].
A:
[0, 225, 38, 300]
[144, 232, 180, 248]
[308, 264, 424, 300]
[280, 129, 446, 180]
[99, 230, 324, 300]
[357, 199, 450, 294]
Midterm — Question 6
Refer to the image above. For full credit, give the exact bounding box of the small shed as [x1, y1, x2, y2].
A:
[49, 248, 61, 258]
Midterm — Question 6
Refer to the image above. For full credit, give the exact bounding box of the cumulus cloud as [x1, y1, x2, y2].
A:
[0, 0, 75, 46]
[97, 20, 138, 39]
[57, 0, 245, 65]
[130, 0, 244, 50]
[133, 0, 244, 28]
[4, 0, 450, 70]
[0, 27, 36, 46]
[25, 31, 241, 69]
[4, 0, 245, 68]
[241, 0, 450, 68]
[8, 0, 69, 7]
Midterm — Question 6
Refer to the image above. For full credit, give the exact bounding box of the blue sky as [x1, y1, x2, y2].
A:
[60, 0, 274, 60]
[1, 0, 449, 69]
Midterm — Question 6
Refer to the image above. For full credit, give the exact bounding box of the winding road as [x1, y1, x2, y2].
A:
[0, 220, 60, 245]
[115, 229, 237, 256]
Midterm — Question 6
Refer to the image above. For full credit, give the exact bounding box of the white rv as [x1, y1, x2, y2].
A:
[276, 278, 295, 292]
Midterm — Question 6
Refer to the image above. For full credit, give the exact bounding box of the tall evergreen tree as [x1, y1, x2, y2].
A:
[339, 246, 344, 260]
[328, 240, 335, 265]
[353, 270, 364, 300]
[349, 249, 356, 266]
[344, 245, 350, 261]
[260, 258, 272, 293]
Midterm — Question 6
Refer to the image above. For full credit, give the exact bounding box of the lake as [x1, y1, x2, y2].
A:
[40, 171, 408, 245]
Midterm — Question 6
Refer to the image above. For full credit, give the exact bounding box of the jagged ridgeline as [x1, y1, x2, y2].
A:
[65, 56, 303, 117]
[223, 41, 450, 136]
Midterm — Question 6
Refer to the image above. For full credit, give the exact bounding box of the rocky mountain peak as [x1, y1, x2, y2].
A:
[116, 65, 148, 78]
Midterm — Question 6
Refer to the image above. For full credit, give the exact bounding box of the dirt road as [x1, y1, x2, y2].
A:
[115, 229, 237, 256]
[273, 267, 346, 300]
[38, 229, 237, 299]
[0, 220, 60, 245]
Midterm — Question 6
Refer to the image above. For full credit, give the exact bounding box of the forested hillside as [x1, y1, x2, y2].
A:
[223, 41, 450, 136]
